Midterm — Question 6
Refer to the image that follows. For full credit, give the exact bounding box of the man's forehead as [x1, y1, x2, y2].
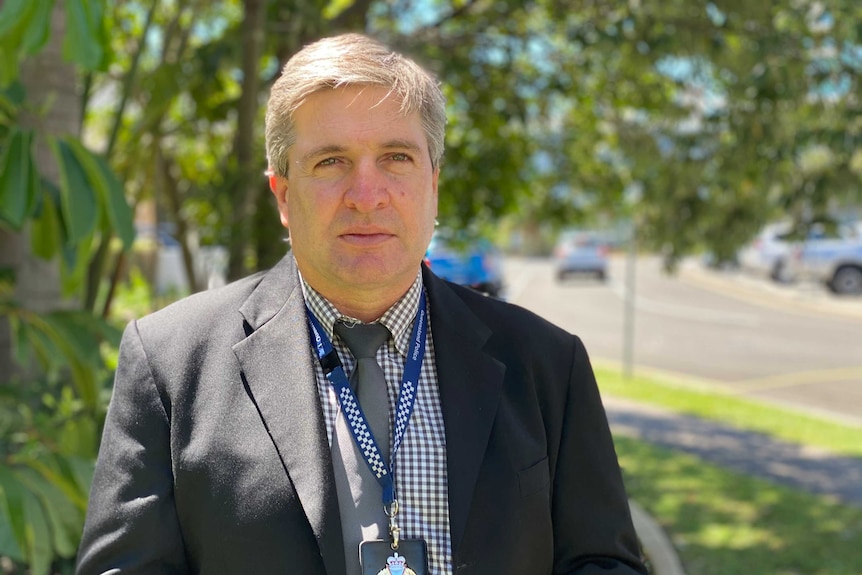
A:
[294, 84, 409, 115]
[293, 89, 422, 139]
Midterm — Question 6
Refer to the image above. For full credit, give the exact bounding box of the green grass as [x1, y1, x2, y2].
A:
[595, 366, 862, 573]
[594, 366, 862, 458]
[617, 437, 862, 575]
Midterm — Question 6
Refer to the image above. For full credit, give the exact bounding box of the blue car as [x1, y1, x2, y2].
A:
[425, 233, 504, 298]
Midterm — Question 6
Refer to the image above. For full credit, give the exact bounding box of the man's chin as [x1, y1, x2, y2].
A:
[335, 258, 419, 287]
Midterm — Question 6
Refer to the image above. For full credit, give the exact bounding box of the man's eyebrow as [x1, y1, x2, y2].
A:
[299, 140, 423, 165]
[381, 139, 423, 153]
[299, 145, 347, 165]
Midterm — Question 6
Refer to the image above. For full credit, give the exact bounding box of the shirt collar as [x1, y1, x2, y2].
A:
[300, 270, 424, 358]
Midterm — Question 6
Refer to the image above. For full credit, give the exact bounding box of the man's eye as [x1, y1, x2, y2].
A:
[318, 157, 338, 167]
[391, 152, 411, 162]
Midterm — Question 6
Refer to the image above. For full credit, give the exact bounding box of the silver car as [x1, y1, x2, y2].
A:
[737, 222, 796, 282]
[553, 231, 609, 281]
[788, 221, 862, 295]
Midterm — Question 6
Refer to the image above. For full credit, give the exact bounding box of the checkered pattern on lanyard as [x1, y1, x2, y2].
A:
[302, 273, 453, 575]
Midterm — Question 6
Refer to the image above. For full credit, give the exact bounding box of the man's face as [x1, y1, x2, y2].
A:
[270, 85, 439, 306]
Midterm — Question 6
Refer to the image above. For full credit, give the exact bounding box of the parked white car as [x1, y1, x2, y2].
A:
[737, 222, 796, 282]
[738, 220, 862, 293]
[788, 221, 862, 295]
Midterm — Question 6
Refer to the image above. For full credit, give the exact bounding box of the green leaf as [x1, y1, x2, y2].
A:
[8, 307, 65, 374]
[31, 454, 91, 508]
[59, 233, 90, 297]
[0, 0, 50, 86]
[0, 498, 24, 562]
[58, 416, 99, 459]
[10, 311, 32, 367]
[0, 80, 26, 109]
[20, 0, 53, 55]
[50, 137, 97, 245]
[30, 186, 62, 260]
[323, 0, 355, 20]
[62, 0, 103, 71]
[20, 485, 52, 575]
[0, 38, 19, 87]
[42, 310, 103, 370]
[64, 307, 122, 347]
[0, 465, 27, 561]
[65, 457, 95, 508]
[86, 0, 107, 65]
[93, 153, 134, 248]
[16, 466, 81, 559]
[31, 454, 94, 504]
[0, 0, 32, 38]
[67, 139, 135, 249]
[0, 128, 37, 229]
[68, 361, 97, 409]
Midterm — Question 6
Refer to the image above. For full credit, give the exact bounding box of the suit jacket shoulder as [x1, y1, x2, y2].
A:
[421, 268, 645, 575]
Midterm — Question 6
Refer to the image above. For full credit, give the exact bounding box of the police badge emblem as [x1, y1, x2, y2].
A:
[376, 552, 416, 575]
[360, 539, 427, 575]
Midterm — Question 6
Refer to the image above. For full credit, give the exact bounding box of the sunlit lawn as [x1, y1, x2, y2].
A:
[593, 366, 862, 574]
[618, 437, 862, 575]
[594, 365, 862, 458]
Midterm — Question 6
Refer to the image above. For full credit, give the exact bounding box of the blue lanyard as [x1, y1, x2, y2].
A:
[305, 291, 427, 507]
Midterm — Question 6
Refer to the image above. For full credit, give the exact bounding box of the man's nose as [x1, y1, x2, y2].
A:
[344, 160, 390, 212]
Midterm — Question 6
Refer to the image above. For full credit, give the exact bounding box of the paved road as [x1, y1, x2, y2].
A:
[504, 255, 862, 426]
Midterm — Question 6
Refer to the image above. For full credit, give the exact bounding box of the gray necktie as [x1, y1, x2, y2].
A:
[331, 321, 391, 574]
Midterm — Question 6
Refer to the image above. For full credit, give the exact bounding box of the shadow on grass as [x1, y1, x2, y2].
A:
[606, 403, 862, 506]
[616, 437, 862, 575]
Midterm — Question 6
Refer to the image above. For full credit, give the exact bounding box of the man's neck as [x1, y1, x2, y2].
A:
[326, 296, 397, 323]
[300, 272, 420, 323]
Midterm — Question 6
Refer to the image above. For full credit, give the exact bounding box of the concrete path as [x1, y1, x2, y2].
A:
[604, 396, 862, 508]
[629, 499, 687, 575]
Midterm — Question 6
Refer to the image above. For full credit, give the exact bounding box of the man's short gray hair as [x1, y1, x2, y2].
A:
[265, 33, 447, 177]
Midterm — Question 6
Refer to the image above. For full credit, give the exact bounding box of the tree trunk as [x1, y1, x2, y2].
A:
[157, 147, 200, 293]
[330, 0, 373, 31]
[0, 1, 80, 383]
[227, 0, 267, 280]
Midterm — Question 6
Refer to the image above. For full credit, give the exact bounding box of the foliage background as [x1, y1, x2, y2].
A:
[0, 0, 860, 572]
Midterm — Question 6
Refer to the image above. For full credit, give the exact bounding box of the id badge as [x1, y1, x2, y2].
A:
[359, 539, 428, 575]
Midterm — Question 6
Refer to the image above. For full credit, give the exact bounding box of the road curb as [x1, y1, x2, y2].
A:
[630, 499, 687, 575]
[594, 358, 862, 429]
[676, 259, 862, 322]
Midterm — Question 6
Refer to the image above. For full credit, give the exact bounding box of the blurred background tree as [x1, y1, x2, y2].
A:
[1, 1, 130, 573]
[1, 0, 861, 571]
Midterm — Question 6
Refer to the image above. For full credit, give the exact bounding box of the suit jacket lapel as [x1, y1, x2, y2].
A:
[233, 256, 345, 575]
[231, 260, 503, 571]
[423, 268, 506, 557]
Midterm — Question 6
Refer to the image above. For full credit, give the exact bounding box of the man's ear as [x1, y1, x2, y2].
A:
[267, 170, 290, 229]
[266, 167, 280, 194]
[432, 167, 440, 215]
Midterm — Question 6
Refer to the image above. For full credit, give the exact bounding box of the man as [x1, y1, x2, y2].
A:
[77, 33, 646, 575]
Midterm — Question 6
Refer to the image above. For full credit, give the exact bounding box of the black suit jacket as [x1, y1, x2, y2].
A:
[76, 255, 646, 575]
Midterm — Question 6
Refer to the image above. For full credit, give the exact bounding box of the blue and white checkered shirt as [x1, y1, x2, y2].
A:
[301, 273, 453, 575]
